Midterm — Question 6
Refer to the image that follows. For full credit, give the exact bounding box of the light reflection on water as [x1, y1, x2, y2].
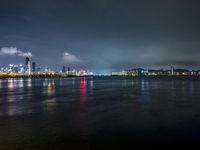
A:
[0, 77, 199, 120]
[80, 77, 87, 103]
[45, 79, 56, 111]
[27, 78, 32, 87]
[0, 77, 200, 146]
[0, 78, 90, 116]
[7, 78, 14, 89]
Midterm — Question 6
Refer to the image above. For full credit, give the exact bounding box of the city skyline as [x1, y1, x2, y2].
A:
[1, 56, 200, 77]
[0, 0, 200, 73]
[2, 53, 200, 75]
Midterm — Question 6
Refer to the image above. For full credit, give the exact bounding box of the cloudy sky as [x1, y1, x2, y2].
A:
[0, 0, 200, 73]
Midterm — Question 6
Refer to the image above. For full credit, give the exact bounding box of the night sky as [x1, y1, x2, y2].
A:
[0, 0, 200, 73]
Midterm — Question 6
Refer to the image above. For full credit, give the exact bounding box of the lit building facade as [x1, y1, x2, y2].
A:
[24, 57, 31, 75]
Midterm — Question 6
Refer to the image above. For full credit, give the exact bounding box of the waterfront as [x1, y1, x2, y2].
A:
[0, 77, 200, 149]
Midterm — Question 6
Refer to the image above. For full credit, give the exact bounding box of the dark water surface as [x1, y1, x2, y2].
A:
[0, 77, 200, 149]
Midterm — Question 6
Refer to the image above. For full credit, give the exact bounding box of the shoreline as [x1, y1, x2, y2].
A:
[1, 75, 200, 79]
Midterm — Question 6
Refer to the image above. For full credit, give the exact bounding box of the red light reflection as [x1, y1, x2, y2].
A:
[80, 77, 86, 103]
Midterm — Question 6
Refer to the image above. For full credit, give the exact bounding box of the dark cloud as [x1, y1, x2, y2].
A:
[0, 0, 200, 72]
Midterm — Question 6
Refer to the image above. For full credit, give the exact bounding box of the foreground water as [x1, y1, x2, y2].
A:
[0, 77, 200, 149]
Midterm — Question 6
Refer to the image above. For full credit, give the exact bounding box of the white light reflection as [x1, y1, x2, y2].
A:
[19, 79, 24, 88]
[27, 78, 32, 87]
[43, 79, 57, 112]
[8, 78, 14, 89]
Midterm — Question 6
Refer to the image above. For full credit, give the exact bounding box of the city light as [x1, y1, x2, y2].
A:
[1, 57, 200, 78]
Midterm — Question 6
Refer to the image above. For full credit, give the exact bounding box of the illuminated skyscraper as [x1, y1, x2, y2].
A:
[25, 57, 31, 74]
[19, 64, 24, 73]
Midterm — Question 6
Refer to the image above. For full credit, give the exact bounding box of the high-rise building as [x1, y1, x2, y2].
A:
[62, 66, 66, 73]
[32, 62, 36, 73]
[19, 64, 24, 73]
[67, 67, 70, 72]
[171, 66, 175, 75]
[25, 57, 31, 74]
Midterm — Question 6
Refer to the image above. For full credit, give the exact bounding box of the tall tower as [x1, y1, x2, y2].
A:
[62, 66, 66, 73]
[171, 66, 175, 75]
[32, 62, 36, 73]
[25, 57, 31, 74]
[67, 67, 70, 72]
